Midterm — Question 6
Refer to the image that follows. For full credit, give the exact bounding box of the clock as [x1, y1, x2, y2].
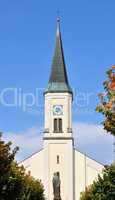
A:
[53, 105, 63, 116]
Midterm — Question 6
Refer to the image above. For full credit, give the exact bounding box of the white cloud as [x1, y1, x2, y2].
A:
[3, 122, 113, 164]
[73, 122, 113, 164]
[3, 127, 43, 162]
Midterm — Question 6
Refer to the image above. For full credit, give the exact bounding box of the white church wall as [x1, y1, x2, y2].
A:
[86, 156, 103, 185]
[19, 147, 103, 200]
[75, 150, 86, 200]
[43, 139, 74, 200]
[75, 150, 103, 200]
[20, 149, 44, 182]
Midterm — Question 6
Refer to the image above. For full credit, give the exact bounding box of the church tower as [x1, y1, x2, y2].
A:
[43, 18, 74, 200]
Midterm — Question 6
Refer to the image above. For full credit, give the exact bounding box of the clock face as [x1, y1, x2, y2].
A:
[53, 105, 63, 116]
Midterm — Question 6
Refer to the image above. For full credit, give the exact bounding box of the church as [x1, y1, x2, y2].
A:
[20, 18, 103, 200]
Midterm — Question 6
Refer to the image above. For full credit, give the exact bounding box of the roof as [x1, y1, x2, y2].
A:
[19, 148, 104, 167]
[74, 148, 104, 167]
[44, 18, 73, 95]
[19, 148, 43, 164]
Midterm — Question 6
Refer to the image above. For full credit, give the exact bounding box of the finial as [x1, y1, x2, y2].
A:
[56, 10, 61, 36]
[57, 9, 60, 22]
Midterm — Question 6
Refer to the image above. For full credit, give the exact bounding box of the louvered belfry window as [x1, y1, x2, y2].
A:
[54, 118, 62, 133]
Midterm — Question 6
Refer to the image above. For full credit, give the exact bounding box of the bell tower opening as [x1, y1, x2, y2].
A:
[54, 118, 62, 133]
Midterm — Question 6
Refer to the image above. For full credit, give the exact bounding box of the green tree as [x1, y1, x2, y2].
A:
[0, 133, 44, 200]
[80, 164, 115, 200]
[80, 67, 115, 200]
[96, 65, 115, 136]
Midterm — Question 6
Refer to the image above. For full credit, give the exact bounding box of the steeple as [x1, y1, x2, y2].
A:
[45, 18, 73, 95]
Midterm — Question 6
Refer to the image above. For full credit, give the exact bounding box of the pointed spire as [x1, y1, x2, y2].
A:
[44, 18, 72, 95]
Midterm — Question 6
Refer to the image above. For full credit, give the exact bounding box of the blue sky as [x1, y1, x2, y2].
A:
[0, 0, 114, 164]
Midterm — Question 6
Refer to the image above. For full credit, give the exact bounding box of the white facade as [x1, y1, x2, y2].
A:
[21, 148, 103, 200]
[20, 91, 103, 200]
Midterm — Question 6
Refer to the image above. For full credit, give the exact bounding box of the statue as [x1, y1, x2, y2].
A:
[52, 172, 61, 200]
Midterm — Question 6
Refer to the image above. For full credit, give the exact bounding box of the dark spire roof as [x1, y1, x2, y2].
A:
[44, 18, 72, 95]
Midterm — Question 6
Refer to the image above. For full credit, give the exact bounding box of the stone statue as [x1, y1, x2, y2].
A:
[52, 172, 61, 200]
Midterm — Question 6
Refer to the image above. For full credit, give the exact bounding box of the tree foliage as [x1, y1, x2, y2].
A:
[0, 133, 44, 200]
[96, 65, 115, 136]
[80, 164, 115, 200]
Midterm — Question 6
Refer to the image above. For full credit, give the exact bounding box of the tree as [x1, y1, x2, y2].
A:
[80, 164, 115, 200]
[96, 65, 115, 136]
[80, 67, 115, 200]
[0, 133, 44, 200]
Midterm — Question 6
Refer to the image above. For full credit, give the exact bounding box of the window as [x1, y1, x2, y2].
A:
[59, 118, 62, 132]
[54, 119, 58, 132]
[54, 118, 62, 133]
[57, 155, 60, 164]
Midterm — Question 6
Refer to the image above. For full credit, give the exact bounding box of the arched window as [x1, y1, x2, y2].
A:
[54, 118, 62, 133]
